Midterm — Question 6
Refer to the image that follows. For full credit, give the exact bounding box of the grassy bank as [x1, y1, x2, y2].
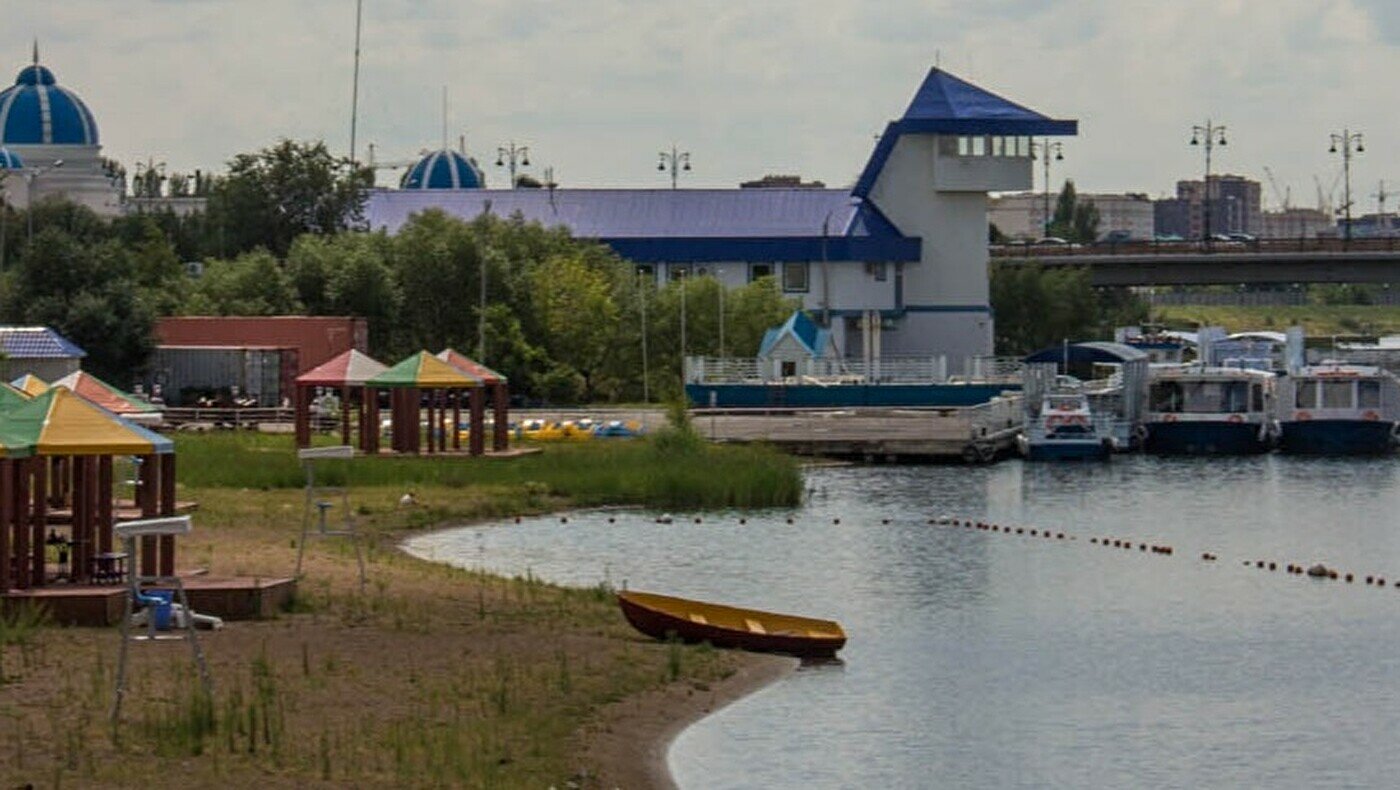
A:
[0, 433, 803, 787]
[1153, 304, 1400, 337]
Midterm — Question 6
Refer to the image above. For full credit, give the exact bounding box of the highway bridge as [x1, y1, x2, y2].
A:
[991, 238, 1400, 286]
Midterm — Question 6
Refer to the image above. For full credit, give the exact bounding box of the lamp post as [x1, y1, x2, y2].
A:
[639, 269, 650, 404]
[717, 267, 725, 358]
[1329, 128, 1364, 244]
[495, 142, 530, 188]
[658, 145, 690, 189]
[1189, 120, 1228, 243]
[678, 268, 687, 381]
[1029, 139, 1064, 235]
[25, 159, 64, 244]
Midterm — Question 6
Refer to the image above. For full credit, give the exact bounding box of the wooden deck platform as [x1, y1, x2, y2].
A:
[45, 500, 200, 525]
[1, 575, 296, 627]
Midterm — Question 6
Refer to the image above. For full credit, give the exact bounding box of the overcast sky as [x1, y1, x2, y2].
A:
[6, 1, 1400, 210]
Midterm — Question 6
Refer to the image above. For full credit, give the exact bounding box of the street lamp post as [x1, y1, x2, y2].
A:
[639, 269, 650, 404]
[25, 159, 64, 244]
[1189, 120, 1228, 243]
[657, 145, 691, 189]
[495, 142, 530, 188]
[679, 269, 687, 381]
[717, 267, 725, 358]
[1329, 128, 1364, 244]
[1029, 138, 1064, 235]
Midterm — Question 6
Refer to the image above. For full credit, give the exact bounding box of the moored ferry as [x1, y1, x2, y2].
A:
[1018, 391, 1112, 460]
[1277, 363, 1399, 455]
[1143, 365, 1277, 455]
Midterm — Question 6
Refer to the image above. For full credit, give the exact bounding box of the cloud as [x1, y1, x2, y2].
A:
[0, 0, 1395, 204]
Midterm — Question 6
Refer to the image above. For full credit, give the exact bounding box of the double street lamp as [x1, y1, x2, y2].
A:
[1329, 128, 1364, 244]
[1029, 139, 1063, 235]
[1189, 120, 1228, 242]
[495, 142, 529, 188]
[658, 145, 690, 189]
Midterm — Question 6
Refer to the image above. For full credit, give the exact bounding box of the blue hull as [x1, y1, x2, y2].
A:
[1143, 421, 1271, 455]
[1279, 420, 1396, 455]
[1026, 441, 1109, 461]
[685, 383, 1017, 409]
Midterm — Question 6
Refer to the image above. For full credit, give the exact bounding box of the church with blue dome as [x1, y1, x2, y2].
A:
[0, 46, 122, 217]
[402, 148, 485, 190]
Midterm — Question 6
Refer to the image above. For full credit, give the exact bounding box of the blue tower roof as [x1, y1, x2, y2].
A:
[401, 149, 484, 190]
[758, 311, 834, 359]
[853, 68, 1076, 198]
[0, 146, 22, 169]
[0, 60, 99, 146]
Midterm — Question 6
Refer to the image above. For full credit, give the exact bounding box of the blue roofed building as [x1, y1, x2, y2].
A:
[0, 45, 122, 216]
[0, 325, 87, 381]
[365, 67, 1076, 368]
[402, 148, 486, 190]
[759, 311, 840, 363]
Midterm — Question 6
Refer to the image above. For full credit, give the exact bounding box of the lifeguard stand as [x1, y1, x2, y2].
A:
[111, 515, 211, 723]
[293, 445, 365, 590]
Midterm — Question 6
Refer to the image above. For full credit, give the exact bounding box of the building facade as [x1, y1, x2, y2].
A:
[1260, 207, 1333, 239]
[1153, 174, 1262, 239]
[366, 69, 1077, 367]
[990, 191, 1154, 240]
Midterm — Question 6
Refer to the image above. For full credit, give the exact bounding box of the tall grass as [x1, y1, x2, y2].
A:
[174, 432, 802, 509]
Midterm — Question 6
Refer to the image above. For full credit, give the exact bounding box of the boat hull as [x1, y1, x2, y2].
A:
[617, 591, 846, 658]
[1143, 421, 1271, 455]
[1023, 438, 1110, 461]
[1279, 419, 1396, 455]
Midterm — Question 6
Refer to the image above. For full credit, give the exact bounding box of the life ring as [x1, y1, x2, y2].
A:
[1162, 414, 1179, 423]
[1133, 424, 1149, 443]
[1295, 410, 1311, 421]
[1227, 414, 1244, 424]
[1054, 402, 1075, 412]
[1363, 410, 1380, 421]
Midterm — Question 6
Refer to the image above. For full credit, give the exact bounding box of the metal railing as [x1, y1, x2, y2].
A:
[992, 236, 1400, 257]
[685, 355, 1023, 385]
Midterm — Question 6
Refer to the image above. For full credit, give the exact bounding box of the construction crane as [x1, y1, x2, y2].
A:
[1314, 168, 1344, 215]
[1374, 180, 1397, 236]
[1262, 166, 1291, 211]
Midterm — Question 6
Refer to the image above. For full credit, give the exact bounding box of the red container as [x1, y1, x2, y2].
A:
[155, 317, 368, 374]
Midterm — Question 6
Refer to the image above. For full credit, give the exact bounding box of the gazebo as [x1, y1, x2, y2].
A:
[51, 370, 163, 426]
[11, 374, 48, 397]
[436, 349, 510, 453]
[0, 387, 176, 590]
[365, 352, 483, 455]
[293, 349, 388, 452]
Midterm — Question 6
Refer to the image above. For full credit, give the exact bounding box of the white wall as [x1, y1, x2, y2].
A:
[2, 143, 123, 218]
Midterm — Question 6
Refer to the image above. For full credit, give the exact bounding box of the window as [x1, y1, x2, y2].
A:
[635, 264, 656, 282]
[866, 262, 888, 282]
[1296, 381, 1318, 409]
[749, 263, 774, 282]
[1322, 381, 1352, 410]
[669, 265, 691, 282]
[971, 136, 986, 156]
[1359, 380, 1381, 409]
[782, 262, 809, 293]
[938, 136, 959, 156]
[958, 137, 972, 156]
[1251, 384, 1264, 413]
[781, 361, 797, 378]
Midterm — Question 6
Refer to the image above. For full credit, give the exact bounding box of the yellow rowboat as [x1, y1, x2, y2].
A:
[617, 590, 846, 658]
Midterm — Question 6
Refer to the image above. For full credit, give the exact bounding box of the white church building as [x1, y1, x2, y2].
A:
[366, 69, 1077, 366]
[0, 48, 122, 217]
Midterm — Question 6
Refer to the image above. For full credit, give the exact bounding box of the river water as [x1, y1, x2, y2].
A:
[406, 456, 1400, 788]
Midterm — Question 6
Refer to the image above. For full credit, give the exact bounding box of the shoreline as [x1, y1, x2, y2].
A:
[402, 518, 799, 790]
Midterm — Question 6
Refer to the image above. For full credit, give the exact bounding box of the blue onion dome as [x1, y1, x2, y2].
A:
[0, 146, 22, 169]
[401, 149, 484, 189]
[0, 61, 100, 145]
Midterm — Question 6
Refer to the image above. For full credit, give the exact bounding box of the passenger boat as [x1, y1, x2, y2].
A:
[1017, 391, 1111, 460]
[1142, 365, 1278, 455]
[617, 590, 846, 658]
[1277, 363, 1398, 455]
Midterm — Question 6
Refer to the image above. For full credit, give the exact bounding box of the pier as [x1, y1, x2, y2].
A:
[693, 398, 1023, 462]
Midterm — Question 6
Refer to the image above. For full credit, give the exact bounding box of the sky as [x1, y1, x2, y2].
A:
[5, 1, 1400, 211]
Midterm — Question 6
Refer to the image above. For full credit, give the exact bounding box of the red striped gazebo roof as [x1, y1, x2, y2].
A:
[296, 349, 388, 387]
[436, 349, 506, 385]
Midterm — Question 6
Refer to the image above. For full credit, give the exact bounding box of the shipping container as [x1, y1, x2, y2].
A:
[145, 346, 292, 406]
[154, 316, 368, 374]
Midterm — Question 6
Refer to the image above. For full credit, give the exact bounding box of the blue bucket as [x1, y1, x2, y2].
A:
[145, 590, 174, 630]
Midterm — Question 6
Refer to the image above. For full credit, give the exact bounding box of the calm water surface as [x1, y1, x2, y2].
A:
[406, 456, 1400, 788]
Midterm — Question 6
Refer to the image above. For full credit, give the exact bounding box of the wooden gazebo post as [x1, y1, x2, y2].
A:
[493, 383, 509, 452]
[29, 459, 46, 588]
[13, 459, 31, 590]
[294, 383, 312, 449]
[0, 458, 11, 592]
[469, 386, 486, 456]
[159, 453, 177, 577]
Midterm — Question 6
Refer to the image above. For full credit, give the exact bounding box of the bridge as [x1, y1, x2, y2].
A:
[990, 238, 1400, 286]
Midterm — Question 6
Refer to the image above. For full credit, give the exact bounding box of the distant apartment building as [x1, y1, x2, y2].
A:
[989, 191, 1154, 240]
[1260, 207, 1333, 239]
[1153, 174, 1262, 238]
[1339, 212, 1399, 239]
[739, 174, 827, 189]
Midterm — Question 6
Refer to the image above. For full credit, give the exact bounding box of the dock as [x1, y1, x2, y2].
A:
[2, 576, 297, 626]
[693, 397, 1023, 462]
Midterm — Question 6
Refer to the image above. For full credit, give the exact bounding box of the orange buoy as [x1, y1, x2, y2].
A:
[1345, 573, 1354, 583]
[1090, 538, 1098, 544]
[833, 518, 841, 525]
[514, 516, 521, 524]
[1057, 533, 1066, 540]
[739, 518, 747, 525]
[881, 518, 891, 525]
[1139, 544, 1148, 551]
[786, 517, 794, 525]
[561, 516, 569, 524]
[608, 516, 616, 524]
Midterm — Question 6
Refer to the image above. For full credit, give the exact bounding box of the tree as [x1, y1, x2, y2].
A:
[205, 139, 372, 257]
[1047, 179, 1100, 243]
[530, 253, 620, 401]
[185, 250, 302, 315]
[989, 262, 1147, 355]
